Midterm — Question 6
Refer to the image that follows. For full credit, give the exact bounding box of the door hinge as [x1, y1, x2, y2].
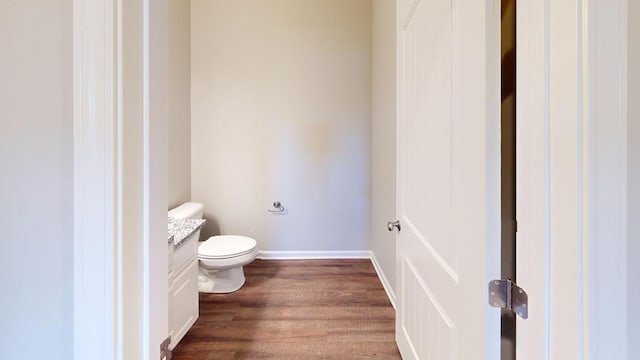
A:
[488, 279, 528, 319]
[160, 336, 172, 360]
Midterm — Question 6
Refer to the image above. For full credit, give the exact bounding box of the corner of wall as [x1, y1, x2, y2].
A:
[370, 251, 397, 309]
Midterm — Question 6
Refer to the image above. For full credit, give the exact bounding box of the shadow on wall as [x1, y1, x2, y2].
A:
[201, 212, 222, 240]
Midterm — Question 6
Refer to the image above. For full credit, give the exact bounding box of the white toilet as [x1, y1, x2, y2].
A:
[198, 235, 258, 293]
[169, 202, 258, 293]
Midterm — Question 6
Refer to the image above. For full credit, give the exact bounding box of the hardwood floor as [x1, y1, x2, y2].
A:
[172, 259, 402, 360]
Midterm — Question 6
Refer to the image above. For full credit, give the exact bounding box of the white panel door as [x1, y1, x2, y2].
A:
[395, 0, 501, 359]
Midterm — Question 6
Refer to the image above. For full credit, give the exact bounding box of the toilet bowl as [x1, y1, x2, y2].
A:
[198, 235, 258, 293]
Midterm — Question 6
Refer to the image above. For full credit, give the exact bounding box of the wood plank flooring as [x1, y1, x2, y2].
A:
[172, 259, 402, 360]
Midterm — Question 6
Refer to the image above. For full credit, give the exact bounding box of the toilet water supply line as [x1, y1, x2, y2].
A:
[268, 201, 287, 215]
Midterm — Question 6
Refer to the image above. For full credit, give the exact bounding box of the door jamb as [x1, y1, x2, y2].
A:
[516, 0, 629, 358]
[73, 0, 119, 358]
[585, 0, 629, 357]
[73, 0, 168, 359]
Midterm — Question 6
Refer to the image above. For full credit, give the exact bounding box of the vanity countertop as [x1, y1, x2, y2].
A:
[168, 217, 206, 248]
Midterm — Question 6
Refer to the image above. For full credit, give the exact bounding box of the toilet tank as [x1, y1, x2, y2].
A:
[168, 202, 204, 220]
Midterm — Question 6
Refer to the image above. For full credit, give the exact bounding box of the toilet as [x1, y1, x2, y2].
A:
[198, 235, 258, 293]
[170, 202, 257, 293]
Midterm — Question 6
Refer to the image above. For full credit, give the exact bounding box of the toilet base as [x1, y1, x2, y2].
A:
[198, 266, 246, 293]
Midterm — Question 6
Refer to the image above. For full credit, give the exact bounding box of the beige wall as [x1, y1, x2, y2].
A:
[191, 0, 372, 252]
[168, 0, 191, 209]
[371, 0, 397, 298]
[0, 0, 73, 358]
[628, 2, 640, 355]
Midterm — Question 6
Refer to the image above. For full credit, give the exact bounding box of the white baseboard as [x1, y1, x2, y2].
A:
[370, 252, 397, 310]
[257, 250, 372, 260]
[256, 250, 396, 310]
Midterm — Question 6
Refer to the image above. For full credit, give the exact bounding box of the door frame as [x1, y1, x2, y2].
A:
[73, 0, 169, 359]
[516, 0, 628, 358]
[72, 0, 631, 358]
[73, 0, 119, 358]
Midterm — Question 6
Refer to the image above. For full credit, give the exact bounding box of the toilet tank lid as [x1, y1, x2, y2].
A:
[168, 202, 204, 219]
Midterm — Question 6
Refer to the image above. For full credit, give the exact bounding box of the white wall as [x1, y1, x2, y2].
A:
[168, 0, 192, 209]
[371, 0, 397, 301]
[0, 0, 73, 358]
[628, 1, 640, 355]
[191, 0, 372, 253]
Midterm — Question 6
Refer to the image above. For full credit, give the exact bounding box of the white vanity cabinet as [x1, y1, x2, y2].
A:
[168, 235, 199, 349]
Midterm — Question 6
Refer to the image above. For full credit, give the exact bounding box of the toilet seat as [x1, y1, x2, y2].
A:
[198, 235, 257, 260]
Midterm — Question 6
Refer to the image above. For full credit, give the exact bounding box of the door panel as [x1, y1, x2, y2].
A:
[402, 0, 454, 275]
[401, 259, 457, 359]
[396, 0, 501, 359]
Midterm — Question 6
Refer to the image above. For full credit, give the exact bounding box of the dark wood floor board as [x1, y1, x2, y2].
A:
[232, 277, 384, 292]
[243, 264, 376, 276]
[183, 326, 329, 343]
[204, 290, 390, 307]
[172, 259, 401, 359]
[177, 342, 402, 360]
[326, 330, 396, 343]
[231, 305, 395, 321]
[192, 318, 395, 329]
